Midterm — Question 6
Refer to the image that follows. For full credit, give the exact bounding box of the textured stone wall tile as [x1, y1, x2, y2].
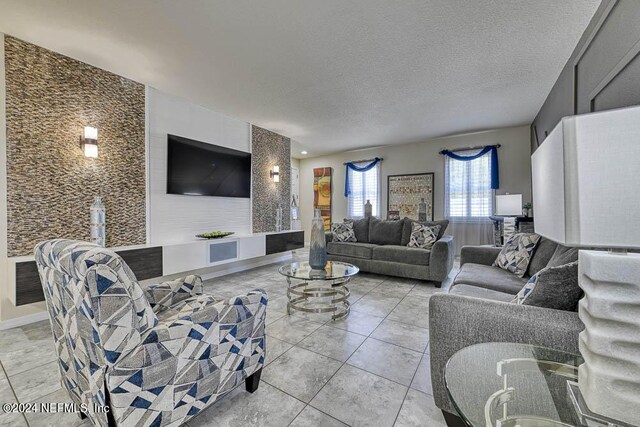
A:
[251, 126, 291, 232]
[5, 36, 146, 256]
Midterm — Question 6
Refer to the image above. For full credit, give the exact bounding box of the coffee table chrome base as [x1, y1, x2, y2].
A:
[286, 276, 351, 320]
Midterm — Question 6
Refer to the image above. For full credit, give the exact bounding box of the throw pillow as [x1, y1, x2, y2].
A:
[493, 233, 541, 277]
[369, 217, 404, 245]
[331, 222, 356, 242]
[343, 217, 370, 243]
[408, 223, 441, 250]
[401, 218, 449, 246]
[513, 261, 581, 311]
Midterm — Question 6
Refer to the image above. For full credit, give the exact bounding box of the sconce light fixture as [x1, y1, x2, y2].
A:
[81, 126, 98, 158]
[270, 165, 280, 183]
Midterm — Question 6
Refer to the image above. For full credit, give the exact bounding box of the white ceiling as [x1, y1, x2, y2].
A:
[0, 0, 599, 157]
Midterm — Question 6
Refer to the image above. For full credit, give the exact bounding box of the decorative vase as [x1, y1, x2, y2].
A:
[275, 204, 283, 232]
[418, 198, 427, 222]
[90, 196, 106, 247]
[309, 208, 327, 270]
[364, 200, 372, 218]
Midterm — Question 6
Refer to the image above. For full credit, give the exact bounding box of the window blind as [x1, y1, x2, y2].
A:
[444, 148, 493, 220]
[347, 162, 380, 218]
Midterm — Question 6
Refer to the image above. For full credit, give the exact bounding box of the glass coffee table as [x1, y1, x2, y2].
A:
[278, 261, 359, 320]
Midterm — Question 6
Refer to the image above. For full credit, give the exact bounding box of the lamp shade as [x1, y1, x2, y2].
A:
[495, 194, 522, 216]
[531, 105, 640, 248]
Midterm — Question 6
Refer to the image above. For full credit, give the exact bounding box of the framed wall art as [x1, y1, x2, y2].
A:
[313, 167, 332, 230]
[387, 173, 434, 221]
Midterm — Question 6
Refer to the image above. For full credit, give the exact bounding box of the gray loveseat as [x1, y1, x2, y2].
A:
[428, 237, 584, 424]
[325, 217, 455, 286]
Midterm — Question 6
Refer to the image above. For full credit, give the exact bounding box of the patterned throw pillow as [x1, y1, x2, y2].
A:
[513, 274, 538, 304]
[493, 233, 541, 277]
[407, 223, 441, 249]
[331, 222, 357, 242]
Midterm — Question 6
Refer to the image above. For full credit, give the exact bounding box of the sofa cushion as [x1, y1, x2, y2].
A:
[326, 242, 377, 259]
[372, 245, 430, 266]
[449, 284, 515, 302]
[369, 218, 404, 245]
[515, 261, 581, 311]
[344, 217, 370, 243]
[401, 218, 449, 246]
[454, 263, 528, 294]
[547, 245, 579, 268]
[493, 233, 541, 277]
[407, 223, 441, 249]
[331, 222, 356, 242]
[526, 237, 558, 276]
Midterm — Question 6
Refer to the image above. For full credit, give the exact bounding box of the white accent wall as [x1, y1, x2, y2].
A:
[148, 88, 252, 245]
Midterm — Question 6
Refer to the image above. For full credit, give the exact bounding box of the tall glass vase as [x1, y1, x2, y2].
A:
[90, 196, 106, 247]
[309, 208, 327, 270]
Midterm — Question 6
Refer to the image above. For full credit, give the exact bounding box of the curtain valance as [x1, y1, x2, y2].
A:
[344, 157, 382, 197]
[440, 145, 499, 189]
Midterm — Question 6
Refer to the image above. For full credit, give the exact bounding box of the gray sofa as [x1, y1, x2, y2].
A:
[429, 238, 584, 424]
[325, 217, 455, 286]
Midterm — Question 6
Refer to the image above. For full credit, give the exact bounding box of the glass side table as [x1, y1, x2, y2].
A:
[278, 261, 359, 320]
[444, 343, 634, 427]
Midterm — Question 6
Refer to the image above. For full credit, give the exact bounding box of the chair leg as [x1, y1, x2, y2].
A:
[245, 368, 262, 393]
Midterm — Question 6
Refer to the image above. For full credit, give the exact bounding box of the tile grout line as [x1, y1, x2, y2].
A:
[0, 360, 30, 427]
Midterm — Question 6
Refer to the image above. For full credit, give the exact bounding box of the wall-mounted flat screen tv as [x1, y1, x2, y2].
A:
[167, 134, 251, 198]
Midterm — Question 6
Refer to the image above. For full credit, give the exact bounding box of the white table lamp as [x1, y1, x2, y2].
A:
[531, 105, 640, 425]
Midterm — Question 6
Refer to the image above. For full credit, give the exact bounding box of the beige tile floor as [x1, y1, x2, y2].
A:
[0, 249, 458, 427]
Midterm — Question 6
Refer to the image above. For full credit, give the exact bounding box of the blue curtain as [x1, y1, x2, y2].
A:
[440, 146, 499, 189]
[344, 157, 382, 197]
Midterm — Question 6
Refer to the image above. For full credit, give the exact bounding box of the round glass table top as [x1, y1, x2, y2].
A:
[278, 261, 359, 280]
[445, 343, 583, 427]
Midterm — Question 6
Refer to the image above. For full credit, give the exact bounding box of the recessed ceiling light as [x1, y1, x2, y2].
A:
[301, 150, 308, 155]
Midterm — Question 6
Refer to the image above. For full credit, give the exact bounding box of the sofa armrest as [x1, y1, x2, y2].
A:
[143, 275, 203, 313]
[459, 245, 502, 266]
[429, 235, 455, 282]
[325, 231, 333, 244]
[428, 293, 583, 415]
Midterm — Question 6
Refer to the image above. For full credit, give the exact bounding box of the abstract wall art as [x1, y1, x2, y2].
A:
[387, 173, 434, 221]
[313, 167, 332, 230]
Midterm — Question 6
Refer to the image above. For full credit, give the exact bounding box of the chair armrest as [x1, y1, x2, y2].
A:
[429, 235, 455, 282]
[428, 293, 583, 415]
[459, 245, 502, 266]
[325, 231, 333, 244]
[143, 274, 203, 313]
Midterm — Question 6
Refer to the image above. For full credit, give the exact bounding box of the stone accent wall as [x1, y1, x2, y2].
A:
[251, 126, 291, 232]
[4, 36, 146, 256]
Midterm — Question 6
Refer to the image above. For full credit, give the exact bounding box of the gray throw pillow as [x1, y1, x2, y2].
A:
[408, 223, 441, 249]
[331, 222, 356, 242]
[493, 233, 541, 277]
[369, 217, 404, 245]
[401, 218, 449, 246]
[547, 245, 579, 268]
[513, 261, 581, 311]
[343, 217, 370, 243]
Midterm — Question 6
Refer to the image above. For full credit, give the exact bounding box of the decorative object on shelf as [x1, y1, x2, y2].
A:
[364, 199, 373, 218]
[275, 204, 283, 232]
[387, 210, 400, 220]
[495, 194, 523, 216]
[90, 196, 106, 247]
[270, 165, 280, 183]
[387, 173, 434, 221]
[81, 126, 98, 158]
[313, 167, 332, 231]
[532, 105, 640, 426]
[309, 208, 327, 270]
[523, 202, 533, 217]
[418, 198, 428, 222]
[195, 231, 235, 239]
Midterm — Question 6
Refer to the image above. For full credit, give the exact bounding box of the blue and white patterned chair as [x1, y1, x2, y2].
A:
[34, 239, 267, 427]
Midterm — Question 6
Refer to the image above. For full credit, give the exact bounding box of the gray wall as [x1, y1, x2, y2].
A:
[298, 125, 532, 240]
[532, 0, 640, 151]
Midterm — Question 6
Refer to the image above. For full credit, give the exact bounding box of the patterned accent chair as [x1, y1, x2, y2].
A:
[34, 239, 267, 427]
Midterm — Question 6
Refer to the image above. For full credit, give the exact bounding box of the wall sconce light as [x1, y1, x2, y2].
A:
[270, 165, 280, 183]
[81, 126, 98, 158]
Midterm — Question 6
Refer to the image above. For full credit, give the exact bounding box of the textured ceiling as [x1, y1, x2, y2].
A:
[0, 0, 599, 157]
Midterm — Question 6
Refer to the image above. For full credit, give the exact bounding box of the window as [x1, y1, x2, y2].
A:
[444, 149, 493, 220]
[347, 161, 380, 218]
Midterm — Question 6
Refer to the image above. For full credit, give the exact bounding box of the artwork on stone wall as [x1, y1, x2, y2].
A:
[313, 168, 333, 231]
[387, 173, 434, 221]
[4, 36, 146, 257]
[251, 125, 291, 233]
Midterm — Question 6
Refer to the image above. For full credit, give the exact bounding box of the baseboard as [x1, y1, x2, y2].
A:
[0, 310, 49, 331]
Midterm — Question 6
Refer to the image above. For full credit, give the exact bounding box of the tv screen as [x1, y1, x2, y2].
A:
[167, 134, 251, 198]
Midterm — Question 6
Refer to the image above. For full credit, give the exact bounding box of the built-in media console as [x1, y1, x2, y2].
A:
[11, 230, 304, 306]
